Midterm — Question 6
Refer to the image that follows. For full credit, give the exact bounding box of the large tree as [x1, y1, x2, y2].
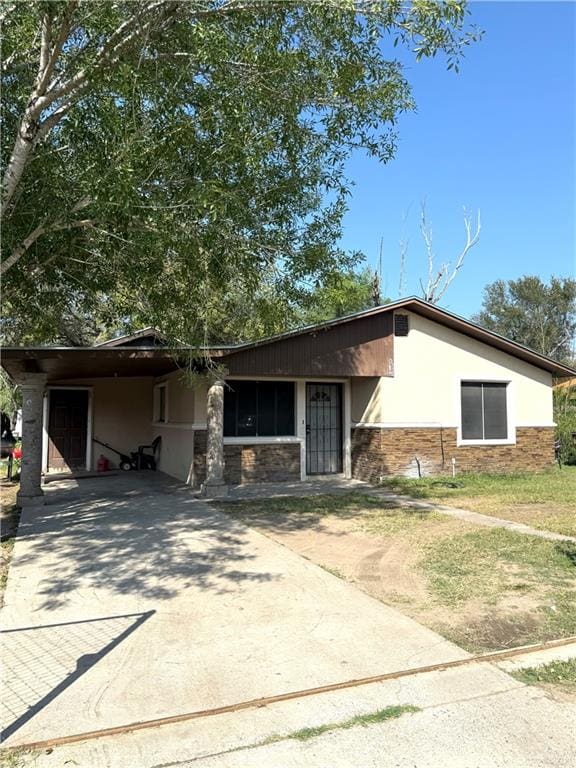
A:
[1, 0, 480, 345]
[472, 276, 576, 363]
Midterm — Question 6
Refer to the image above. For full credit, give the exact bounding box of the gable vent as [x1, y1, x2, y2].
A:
[394, 314, 409, 337]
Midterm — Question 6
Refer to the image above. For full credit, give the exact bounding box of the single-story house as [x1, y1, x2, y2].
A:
[3, 297, 574, 507]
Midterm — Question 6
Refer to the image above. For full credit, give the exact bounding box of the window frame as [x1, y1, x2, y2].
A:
[153, 382, 168, 424]
[456, 377, 515, 446]
[224, 379, 296, 439]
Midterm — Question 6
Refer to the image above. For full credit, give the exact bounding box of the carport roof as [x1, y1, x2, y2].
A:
[0, 347, 186, 381]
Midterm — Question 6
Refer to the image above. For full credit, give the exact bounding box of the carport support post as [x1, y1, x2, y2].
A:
[15, 372, 47, 508]
[201, 378, 228, 498]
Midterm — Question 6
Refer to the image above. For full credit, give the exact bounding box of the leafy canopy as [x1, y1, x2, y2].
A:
[472, 276, 576, 363]
[1, 1, 481, 345]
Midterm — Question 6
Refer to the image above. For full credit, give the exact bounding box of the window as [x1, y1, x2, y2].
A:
[224, 381, 295, 437]
[461, 382, 508, 440]
[154, 384, 167, 423]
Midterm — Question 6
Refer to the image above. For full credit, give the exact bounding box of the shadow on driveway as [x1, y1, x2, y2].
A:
[1, 611, 154, 741]
[13, 473, 278, 611]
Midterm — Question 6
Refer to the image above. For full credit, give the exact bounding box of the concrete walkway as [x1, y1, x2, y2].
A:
[22, 655, 576, 768]
[370, 491, 576, 543]
[1, 473, 467, 748]
[224, 478, 576, 543]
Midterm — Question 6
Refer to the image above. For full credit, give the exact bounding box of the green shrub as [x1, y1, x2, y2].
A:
[554, 384, 576, 465]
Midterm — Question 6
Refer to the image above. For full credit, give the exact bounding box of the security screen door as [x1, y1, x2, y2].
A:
[305, 383, 343, 474]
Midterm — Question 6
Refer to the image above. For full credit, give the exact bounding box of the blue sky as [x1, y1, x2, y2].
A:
[338, 1, 575, 319]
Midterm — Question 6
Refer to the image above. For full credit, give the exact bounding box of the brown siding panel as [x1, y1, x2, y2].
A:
[222, 314, 394, 377]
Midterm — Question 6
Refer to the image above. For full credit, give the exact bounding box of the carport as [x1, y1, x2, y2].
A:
[2, 345, 172, 504]
[1, 343, 231, 506]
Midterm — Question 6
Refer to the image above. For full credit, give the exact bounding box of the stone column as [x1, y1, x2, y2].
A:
[15, 373, 47, 508]
[201, 379, 228, 498]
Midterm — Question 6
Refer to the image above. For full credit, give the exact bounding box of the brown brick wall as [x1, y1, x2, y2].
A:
[351, 426, 556, 481]
[193, 431, 301, 486]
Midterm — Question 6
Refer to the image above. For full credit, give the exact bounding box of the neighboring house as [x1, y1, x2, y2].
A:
[554, 377, 576, 392]
[3, 298, 574, 507]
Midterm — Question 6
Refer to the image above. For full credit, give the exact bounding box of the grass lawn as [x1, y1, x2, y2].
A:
[219, 491, 576, 653]
[378, 467, 576, 537]
[1, 482, 20, 607]
[510, 658, 576, 701]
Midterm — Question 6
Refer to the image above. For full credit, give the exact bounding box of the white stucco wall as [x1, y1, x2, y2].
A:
[48, 377, 155, 470]
[160, 370, 195, 423]
[150, 371, 198, 481]
[153, 424, 195, 482]
[351, 312, 554, 428]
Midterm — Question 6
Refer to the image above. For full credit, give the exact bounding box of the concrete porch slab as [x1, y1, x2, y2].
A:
[221, 476, 370, 501]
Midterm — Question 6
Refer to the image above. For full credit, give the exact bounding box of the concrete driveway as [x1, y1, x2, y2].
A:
[1, 473, 468, 748]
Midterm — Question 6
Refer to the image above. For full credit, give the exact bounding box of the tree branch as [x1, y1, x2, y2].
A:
[36, 1, 78, 96]
[1, 217, 95, 276]
[1, 1, 174, 215]
[420, 206, 481, 303]
[0, 2, 18, 24]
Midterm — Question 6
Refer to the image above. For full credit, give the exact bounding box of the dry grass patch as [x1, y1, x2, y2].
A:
[220, 492, 576, 653]
[379, 468, 576, 537]
[1, 482, 20, 607]
[419, 528, 576, 651]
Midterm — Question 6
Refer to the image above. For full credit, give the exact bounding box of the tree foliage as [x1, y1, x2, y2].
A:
[161, 266, 378, 344]
[554, 383, 576, 465]
[1, 0, 480, 345]
[472, 276, 576, 363]
[295, 266, 379, 326]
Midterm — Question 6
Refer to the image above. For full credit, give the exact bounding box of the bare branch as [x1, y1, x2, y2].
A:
[439, 208, 481, 298]
[34, 100, 75, 143]
[419, 206, 481, 303]
[1, 51, 19, 73]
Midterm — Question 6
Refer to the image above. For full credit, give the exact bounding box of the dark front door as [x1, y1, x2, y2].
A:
[306, 383, 343, 475]
[48, 390, 89, 470]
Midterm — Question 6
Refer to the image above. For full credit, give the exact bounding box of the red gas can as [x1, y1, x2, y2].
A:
[97, 454, 109, 472]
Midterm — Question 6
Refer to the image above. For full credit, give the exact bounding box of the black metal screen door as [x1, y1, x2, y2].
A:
[305, 383, 343, 474]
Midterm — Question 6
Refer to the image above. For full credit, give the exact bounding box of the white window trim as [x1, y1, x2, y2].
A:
[42, 386, 94, 472]
[352, 422, 458, 429]
[153, 382, 169, 424]
[224, 436, 302, 445]
[456, 377, 516, 446]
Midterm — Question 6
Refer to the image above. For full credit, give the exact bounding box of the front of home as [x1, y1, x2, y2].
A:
[3, 298, 574, 506]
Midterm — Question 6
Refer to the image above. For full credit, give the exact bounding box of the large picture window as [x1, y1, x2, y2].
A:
[461, 382, 508, 440]
[224, 381, 295, 437]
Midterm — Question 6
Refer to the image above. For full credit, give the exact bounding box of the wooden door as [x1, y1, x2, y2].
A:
[48, 390, 89, 470]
